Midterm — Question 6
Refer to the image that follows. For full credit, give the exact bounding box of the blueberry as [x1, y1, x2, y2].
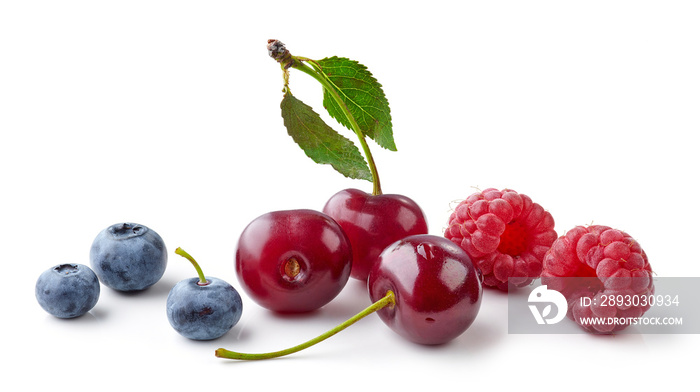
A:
[89, 222, 167, 292]
[35, 264, 100, 318]
[166, 277, 243, 340]
[166, 248, 243, 340]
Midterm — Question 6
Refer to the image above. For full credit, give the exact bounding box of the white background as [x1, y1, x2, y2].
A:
[2, 1, 698, 390]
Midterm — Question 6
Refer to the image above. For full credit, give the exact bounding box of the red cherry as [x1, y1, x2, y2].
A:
[235, 209, 352, 313]
[323, 188, 429, 281]
[368, 234, 483, 345]
[216, 235, 483, 360]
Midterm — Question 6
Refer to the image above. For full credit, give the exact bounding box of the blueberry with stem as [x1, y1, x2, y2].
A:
[167, 247, 243, 341]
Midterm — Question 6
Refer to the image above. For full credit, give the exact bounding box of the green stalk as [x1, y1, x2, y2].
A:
[289, 58, 383, 196]
[175, 247, 208, 286]
[215, 290, 395, 360]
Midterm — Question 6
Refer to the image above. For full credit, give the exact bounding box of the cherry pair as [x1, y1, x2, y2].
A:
[235, 188, 428, 313]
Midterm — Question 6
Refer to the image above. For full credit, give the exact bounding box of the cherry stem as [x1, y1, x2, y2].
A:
[271, 40, 383, 195]
[174, 247, 208, 286]
[293, 59, 382, 196]
[215, 290, 395, 360]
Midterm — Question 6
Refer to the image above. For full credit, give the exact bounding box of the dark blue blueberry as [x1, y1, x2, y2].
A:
[166, 277, 243, 340]
[90, 222, 167, 292]
[36, 263, 100, 318]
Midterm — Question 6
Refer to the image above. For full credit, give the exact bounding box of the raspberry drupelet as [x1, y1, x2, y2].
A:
[444, 188, 558, 291]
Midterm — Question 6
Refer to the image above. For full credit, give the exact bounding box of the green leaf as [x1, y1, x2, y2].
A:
[280, 93, 372, 182]
[317, 57, 396, 151]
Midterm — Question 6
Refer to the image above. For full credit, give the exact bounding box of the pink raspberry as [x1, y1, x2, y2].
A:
[541, 225, 654, 333]
[444, 188, 557, 290]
